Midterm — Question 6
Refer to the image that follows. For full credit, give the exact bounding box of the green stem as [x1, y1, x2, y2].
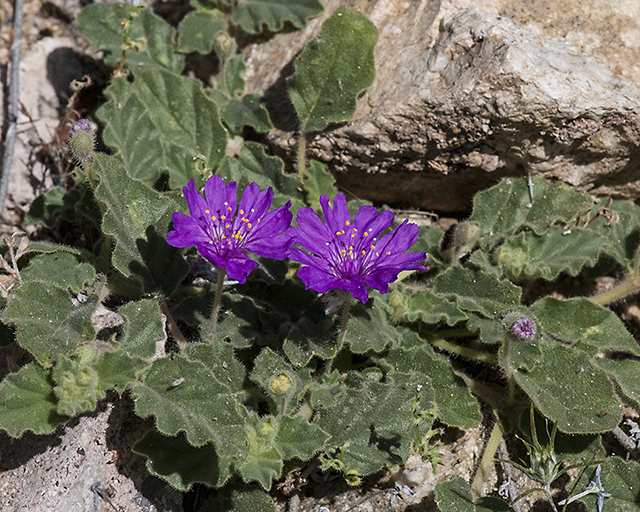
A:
[502, 335, 516, 407]
[325, 297, 351, 375]
[297, 120, 308, 179]
[207, 268, 226, 345]
[429, 337, 497, 364]
[471, 417, 505, 499]
[590, 273, 640, 305]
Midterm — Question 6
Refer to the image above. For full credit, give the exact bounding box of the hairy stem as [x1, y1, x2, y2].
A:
[207, 268, 226, 345]
[429, 337, 497, 364]
[471, 417, 505, 499]
[297, 120, 308, 179]
[325, 297, 351, 375]
[590, 273, 640, 306]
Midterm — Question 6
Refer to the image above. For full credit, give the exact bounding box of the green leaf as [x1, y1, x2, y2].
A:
[218, 142, 305, 208]
[98, 69, 227, 189]
[94, 351, 147, 391]
[593, 359, 640, 411]
[236, 413, 329, 489]
[511, 338, 621, 433]
[177, 9, 226, 54]
[225, 54, 246, 98]
[21, 252, 95, 293]
[384, 330, 481, 428]
[313, 372, 429, 478]
[196, 484, 276, 512]
[0, 363, 68, 436]
[435, 476, 515, 512]
[4, 282, 98, 365]
[389, 285, 468, 325]
[433, 267, 521, 318]
[345, 294, 398, 354]
[134, 430, 232, 490]
[24, 187, 82, 228]
[250, 348, 310, 415]
[118, 299, 165, 360]
[133, 356, 248, 457]
[89, 152, 189, 296]
[497, 226, 613, 280]
[576, 458, 640, 512]
[232, 0, 323, 34]
[221, 94, 273, 133]
[288, 7, 377, 132]
[78, 5, 184, 75]
[530, 298, 640, 356]
[303, 160, 337, 206]
[468, 177, 594, 250]
[186, 340, 247, 392]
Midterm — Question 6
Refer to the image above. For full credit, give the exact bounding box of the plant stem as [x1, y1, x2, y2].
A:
[297, 120, 308, 179]
[471, 417, 505, 499]
[590, 273, 640, 305]
[325, 296, 351, 375]
[502, 336, 516, 407]
[207, 268, 226, 345]
[429, 337, 498, 364]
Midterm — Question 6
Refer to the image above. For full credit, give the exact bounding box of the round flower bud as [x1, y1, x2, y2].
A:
[269, 373, 294, 394]
[68, 119, 96, 163]
[512, 316, 536, 341]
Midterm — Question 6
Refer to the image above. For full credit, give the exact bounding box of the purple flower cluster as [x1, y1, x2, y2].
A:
[167, 177, 426, 302]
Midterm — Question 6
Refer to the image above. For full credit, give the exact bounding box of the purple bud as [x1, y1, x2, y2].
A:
[512, 316, 536, 341]
[68, 119, 92, 139]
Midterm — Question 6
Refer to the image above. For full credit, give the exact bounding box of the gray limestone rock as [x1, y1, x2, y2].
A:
[246, 4, 640, 212]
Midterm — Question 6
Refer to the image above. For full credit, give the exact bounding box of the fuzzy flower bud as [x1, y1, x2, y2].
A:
[512, 316, 536, 341]
[67, 119, 96, 163]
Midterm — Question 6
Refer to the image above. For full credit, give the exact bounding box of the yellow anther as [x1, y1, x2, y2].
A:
[211, 216, 216, 221]
[363, 232, 368, 237]
[386, 251, 391, 255]
[345, 220, 350, 226]
[221, 215, 226, 220]
[240, 210, 244, 215]
[205, 209, 210, 214]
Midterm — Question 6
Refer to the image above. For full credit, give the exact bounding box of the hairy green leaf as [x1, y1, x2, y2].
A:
[313, 372, 430, 479]
[511, 338, 621, 433]
[384, 330, 481, 428]
[94, 351, 147, 391]
[388, 285, 468, 325]
[118, 299, 165, 360]
[197, 484, 276, 512]
[468, 177, 594, 250]
[21, 252, 95, 293]
[177, 9, 226, 54]
[78, 4, 184, 75]
[0, 363, 68, 436]
[433, 267, 521, 318]
[89, 153, 189, 296]
[232, 0, 323, 34]
[99, 69, 227, 189]
[531, 298, 640, 356]
[497, 226, 612, 280]
[288, 7, 376, 132]
[4, 282, 98, 365]
[435, 476, 515, 512]
[133, 356, 248, 457]
[345, 294, 398, 353]
[236, 412, 329, 489]
[134, 430, 233, 490]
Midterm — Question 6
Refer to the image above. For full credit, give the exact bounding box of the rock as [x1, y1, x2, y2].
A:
[243, 1, 640, 212]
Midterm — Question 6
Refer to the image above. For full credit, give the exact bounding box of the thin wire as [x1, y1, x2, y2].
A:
[0, 0, 23, 222]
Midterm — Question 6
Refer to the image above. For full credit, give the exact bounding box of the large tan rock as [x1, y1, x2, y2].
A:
[243, 0, 640, 212]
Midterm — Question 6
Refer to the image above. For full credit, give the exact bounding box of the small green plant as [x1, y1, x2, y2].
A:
[1, 2, 640, 511]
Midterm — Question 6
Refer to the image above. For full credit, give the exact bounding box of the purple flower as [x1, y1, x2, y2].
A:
[288, 194, 426, 303]
[512, 316, 536, 341]
[167, 175, 292, 284]
[68, 119, 92, 139]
